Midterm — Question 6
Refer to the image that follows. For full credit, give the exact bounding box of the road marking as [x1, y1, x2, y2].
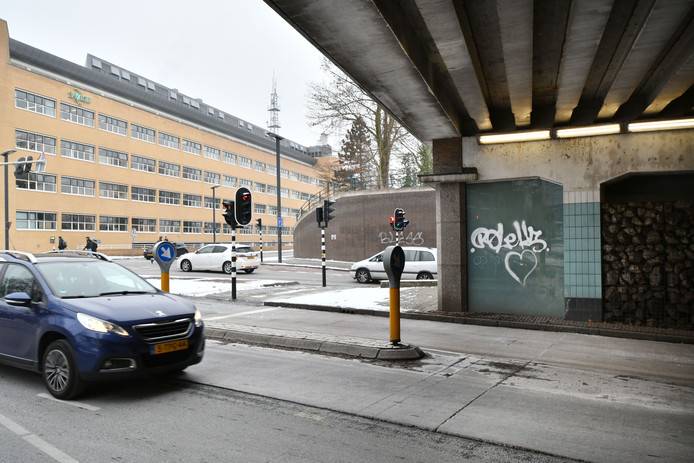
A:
[0, 412, 79, 463]
[37, 393, 100, 411]
[206, 307, 280, 321]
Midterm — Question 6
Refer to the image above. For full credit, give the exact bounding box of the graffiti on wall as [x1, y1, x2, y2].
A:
[470, 220, 549, 286]
[378, 231, 425, 246]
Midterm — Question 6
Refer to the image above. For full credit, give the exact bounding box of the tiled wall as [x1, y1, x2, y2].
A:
[563, 190, 601, 299]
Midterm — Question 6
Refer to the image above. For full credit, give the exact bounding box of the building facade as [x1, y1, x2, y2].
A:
[0, 19, 326, 253]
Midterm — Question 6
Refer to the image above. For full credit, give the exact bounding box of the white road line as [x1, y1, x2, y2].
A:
[37, 393, 100, 411]
[0, 412, 79, 463]
[206, 307, 280, 321]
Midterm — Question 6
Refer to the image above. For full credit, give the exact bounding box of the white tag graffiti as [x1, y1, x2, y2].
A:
[470, 220, 549, 286]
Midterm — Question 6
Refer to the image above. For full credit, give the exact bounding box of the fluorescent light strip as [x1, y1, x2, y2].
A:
[628, 118, 694, 133]
[556, 124, 621, 138]
[479, 130, 550, 144]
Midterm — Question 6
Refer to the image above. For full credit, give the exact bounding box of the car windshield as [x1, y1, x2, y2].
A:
[37, 260, 157, 299]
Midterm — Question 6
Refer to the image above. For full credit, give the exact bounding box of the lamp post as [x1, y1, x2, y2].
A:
[267, 132, 284, 263]
[1, 149, 17, 250]
[210, 184, 221, 243]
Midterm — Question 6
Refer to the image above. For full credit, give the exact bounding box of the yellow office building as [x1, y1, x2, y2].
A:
[0, 20, 329, 253]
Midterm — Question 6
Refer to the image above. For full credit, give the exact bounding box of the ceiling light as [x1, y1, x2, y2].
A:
[556, 124, 621, 138]
[478, 130, 550, 144]
[628, 118, 694, 133]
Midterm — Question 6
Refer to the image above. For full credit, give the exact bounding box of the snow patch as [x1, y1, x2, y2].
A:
[269, 287, 420, 312]
[146, 278, 291, 297]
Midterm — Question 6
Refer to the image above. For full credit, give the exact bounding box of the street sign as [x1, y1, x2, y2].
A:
[277, 216, 283, 227]
[152, 241, 176, 292]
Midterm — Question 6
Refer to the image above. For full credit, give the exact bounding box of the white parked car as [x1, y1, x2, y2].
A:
[179, 244, 259, 274]
[350, 247, 437, 284]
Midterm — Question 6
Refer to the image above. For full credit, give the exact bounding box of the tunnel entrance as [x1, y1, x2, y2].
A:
[601, 172, 694, 329]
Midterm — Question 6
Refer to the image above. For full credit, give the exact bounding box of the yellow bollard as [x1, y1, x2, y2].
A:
[161, 271, 170, 293]
[389, 287, 400, 344]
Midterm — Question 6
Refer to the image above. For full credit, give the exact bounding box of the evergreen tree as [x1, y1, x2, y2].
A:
[335, 117, 371, 190]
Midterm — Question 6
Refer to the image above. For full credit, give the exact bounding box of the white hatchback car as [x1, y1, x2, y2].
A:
[179, 244, 259, 274]
[351, 247, 437, 283]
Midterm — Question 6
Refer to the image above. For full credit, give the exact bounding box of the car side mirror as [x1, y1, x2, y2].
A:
[4, 292, 32, 307]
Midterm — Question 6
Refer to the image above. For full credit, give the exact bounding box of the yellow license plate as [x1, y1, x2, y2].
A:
[152, 339, 189, 355]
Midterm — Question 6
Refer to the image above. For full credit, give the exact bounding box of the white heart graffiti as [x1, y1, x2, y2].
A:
[504, 250, 538, 287]
[470, 220, 549, 287]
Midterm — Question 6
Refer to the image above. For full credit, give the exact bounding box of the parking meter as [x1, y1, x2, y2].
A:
[383, 245, 406, 344]
[152, 241, 176, 292]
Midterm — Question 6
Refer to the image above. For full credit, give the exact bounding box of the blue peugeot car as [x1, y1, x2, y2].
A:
[0, 250, 205, 399]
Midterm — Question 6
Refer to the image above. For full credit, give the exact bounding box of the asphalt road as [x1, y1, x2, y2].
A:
[0, 344, 574, 463]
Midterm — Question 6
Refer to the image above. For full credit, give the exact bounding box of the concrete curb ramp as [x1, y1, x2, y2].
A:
[205, 325, 424, 360]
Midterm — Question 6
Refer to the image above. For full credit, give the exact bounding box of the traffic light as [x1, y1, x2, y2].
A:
[235, 187, 252, 226]
[393, 208, 409, 231]
[323, 200, 336, 224]
[14, 156, 32, 178]
[389, 215, 396, 230]
[222, 200, 237, 228]
[256, 218, 262, 230]
[316, 206, 324, 226]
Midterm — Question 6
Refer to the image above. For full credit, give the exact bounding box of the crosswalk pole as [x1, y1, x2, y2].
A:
[231, 226, 237, 300]
[321, 227, 326, 287]
[259, 228, 264, 263]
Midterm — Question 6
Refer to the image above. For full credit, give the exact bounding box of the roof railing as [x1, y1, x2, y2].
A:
[0, 250, 38, 263]
[40, 250, 112, 262]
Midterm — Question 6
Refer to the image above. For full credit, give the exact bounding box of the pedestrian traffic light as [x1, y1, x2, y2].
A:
[256, 218, 262, 230]
[316, 206, 324, 226]
[393, 208, 409, 231]
[323, 200, 336, 224]
[389, 215, 396, 230]
[14, 156, 32, 178]
[222, 200, 237, 227]
[235, 187, 252, 226]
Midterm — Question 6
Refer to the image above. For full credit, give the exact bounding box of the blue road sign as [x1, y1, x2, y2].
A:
[156, 241, 175, 263]
[277, 217, 283, 227]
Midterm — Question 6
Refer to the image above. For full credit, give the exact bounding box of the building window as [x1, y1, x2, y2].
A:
[61, 140, 95, 162]
[267, 185, 276, 195]
[62, 213, 95, 231]
[204, 222, 221, 234]
[132, 218, 156, 233]
[60, 102, 94, 127]
[183, 194, 202, 207]
[254, 161, 267, 173]
[131, 155, 155, 173]
[281, 188, 289, 198]
[159, 190, 181, 205]
[268, 205, 277, 216]
[131, 124, 155, 143]
[131, 186, 156, 202]
[182, 139, 201, 155]
[99, 148, 128, 168]
[223, 151, 237, 165]
[254, 182, 267, 193]
[290, 171, 300, 181]
[158, 161, 181, 177]
[160, 219, 180, 233]
[15, 172, 56, 192]
[240, 179, 252, 188]
[99, 182, 128, 200]
[15, 89, 56, 117]
[204, 196, 220, 209]
[204, 171, 221, 184]
[183, 221, 202, 234]
[182, 166, 202, 181]
[16, 211, 56, 230]
[99, 216, 128, 232]
[255, 203, 266, 214]
[61, 177, 95, 196]
[280, 168, 289, 179]
[159, 132, 180, 149]
[238, 156, 252, 168]
[204, 146, 221, 161]
[223, 175, 237, 187]
[15, 130, 56, 154]
[98, 114, 127, 135]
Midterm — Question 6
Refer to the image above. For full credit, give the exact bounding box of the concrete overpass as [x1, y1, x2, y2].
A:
[266, 0, 694, 327]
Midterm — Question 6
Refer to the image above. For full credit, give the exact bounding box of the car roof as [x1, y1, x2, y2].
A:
[0, 250, 112, 264]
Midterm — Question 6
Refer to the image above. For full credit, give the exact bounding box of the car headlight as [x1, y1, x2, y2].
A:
[194, 307, 203, 327]
[77, 313, 129, 336]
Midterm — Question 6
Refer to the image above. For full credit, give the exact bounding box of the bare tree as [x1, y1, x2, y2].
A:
[308, 60, 418, 188]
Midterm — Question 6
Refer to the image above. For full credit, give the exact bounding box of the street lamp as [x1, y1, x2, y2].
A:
[266, 132, 284, 262]
[1, 149, 17, 250]
[210, 184, 221, 243]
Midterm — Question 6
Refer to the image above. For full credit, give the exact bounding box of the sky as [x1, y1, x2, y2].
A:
[1, 0, 334, 148]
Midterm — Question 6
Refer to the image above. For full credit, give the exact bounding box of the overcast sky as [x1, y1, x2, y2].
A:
[2, 0, 334, 147]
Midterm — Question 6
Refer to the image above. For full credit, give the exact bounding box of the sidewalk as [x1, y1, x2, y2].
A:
[193, 298, 694, 463]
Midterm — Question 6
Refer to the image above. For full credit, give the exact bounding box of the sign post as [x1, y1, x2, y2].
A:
[152, 241, 176, 292]
[383, 245, 405, 345]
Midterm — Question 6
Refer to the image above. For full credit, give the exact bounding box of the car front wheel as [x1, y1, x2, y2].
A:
[42, 340, 84, 400]
[243, 268, 255, 274]
[416, 271, 433, 280]
[223, 262, 232, 274]
[355, 268, 372, 284]
[180, 259, 192, 272]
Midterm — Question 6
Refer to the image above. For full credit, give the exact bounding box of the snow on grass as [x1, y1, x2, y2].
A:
[146, 278, 292, 297]
[269, 287, 421, 312]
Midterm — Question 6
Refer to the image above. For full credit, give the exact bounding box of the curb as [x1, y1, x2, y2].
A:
[263, 301, 694, 345]
[262, 262, 351, 272]
[205, 327, 424, 360]
[379, 280, 437, 288]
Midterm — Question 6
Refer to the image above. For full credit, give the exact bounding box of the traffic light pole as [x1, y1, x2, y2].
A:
[321, 227, 326, 287]
[231, 226, 237, 300]
[259, 227, 264, 263]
